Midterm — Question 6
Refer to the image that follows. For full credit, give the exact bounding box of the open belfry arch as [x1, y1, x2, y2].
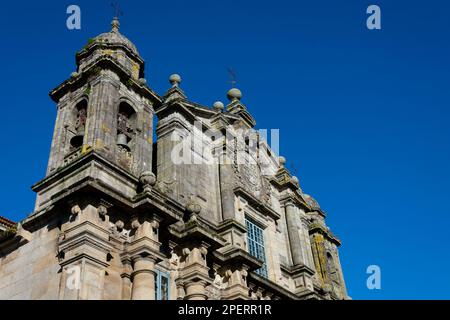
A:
[0, 18, 348, 300]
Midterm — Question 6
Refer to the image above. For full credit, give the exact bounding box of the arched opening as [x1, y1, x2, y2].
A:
[70, 100, 88, 149]
[116, 101, 136, 152]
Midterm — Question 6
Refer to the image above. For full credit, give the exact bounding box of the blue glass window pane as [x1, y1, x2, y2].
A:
[245, 217, 268, 278]
[155, 270, 170, 300]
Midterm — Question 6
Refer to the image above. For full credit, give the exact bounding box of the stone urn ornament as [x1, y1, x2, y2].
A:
[139, 171, 156, 193]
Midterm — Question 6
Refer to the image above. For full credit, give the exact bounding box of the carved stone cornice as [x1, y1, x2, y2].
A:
[226, 100, 256, 128]
[125, 236, 163, 261]
[27, 150, 185, 231]
[162, 86, 187, 103]
[280, 263, 315, 277]
[168, 218, 226, 251]
[155, 100, 196, 124]
[213, 246, 263, 272]
[216, 219, 247, 234]
[50, 56, 161, 106]
[133, 190, 184, 226]
[248, 272, 299, 300]
[279, 192, 310, 212]
[76, 40, 145, 66]
[31, 149, 138, 195]
[309, 222, 341, 246]
[233, 186, 280, 221]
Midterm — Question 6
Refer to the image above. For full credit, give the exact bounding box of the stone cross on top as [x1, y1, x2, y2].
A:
[111, 2, 123, 19]
[227, 67, 237, 88]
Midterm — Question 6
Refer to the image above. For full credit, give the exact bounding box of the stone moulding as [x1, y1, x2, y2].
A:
[50, 57, 161, 106]
[233, 186, 281, 221]
[213, 246, 263, 272]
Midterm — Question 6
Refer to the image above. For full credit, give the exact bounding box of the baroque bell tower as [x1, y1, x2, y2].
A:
[28, 18, 179, 300]
[35, 17, 161, 211]
[47, 18, 157, 176]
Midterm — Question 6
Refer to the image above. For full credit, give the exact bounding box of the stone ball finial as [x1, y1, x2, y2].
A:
[98, 205, 108, 217]
[138, 78, 147, 85]
[70, 72, 79, 78]
[131, 219, 140, 229]
[139, 171, 156, 193]
[71, 204, 81, 215]
[186, 201, 201, 215]
[115, 220, 124, 231]
[169, 74, 181, 87]
[279, 156, 286, 167]
[291, 176, 299, 185]
[227, 88, 242, 101]
[213, 101, 224, 111]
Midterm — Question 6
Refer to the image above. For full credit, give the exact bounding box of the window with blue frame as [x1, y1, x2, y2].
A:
[245, 217, 268, 278]
[154, 269, 170, 300]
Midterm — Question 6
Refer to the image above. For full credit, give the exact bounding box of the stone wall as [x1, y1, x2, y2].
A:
[0, 225, 61, 299]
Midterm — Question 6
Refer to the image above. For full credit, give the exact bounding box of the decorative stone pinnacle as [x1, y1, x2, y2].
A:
[71, 204, 81, 216]
[213, 101, 224, 111]
[111, 17, 120, 33]
[98, 205, 108, 217]
[115, 220, 124, 231]
[227, 88, 242, 101]
[131, 219, 140, 229]
[278, 156, 286, 168]
[139, 171, 156, 193]
[186, 199, 202, 221]
[186, 200, 201, 215]
[169, 74, 181, 87]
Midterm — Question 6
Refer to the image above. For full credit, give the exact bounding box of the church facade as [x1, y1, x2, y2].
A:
[0, 19, 348, 300]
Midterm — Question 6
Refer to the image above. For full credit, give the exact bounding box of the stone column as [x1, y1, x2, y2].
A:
[285, 201, 303, 266]
[58, 204, 112, 300]
[184, 280, 208, 300]
[128, 215, 162, 300]
[120, 260, 133, 300]
[131, 255, 156, 300]
[177, 242, 211, 300]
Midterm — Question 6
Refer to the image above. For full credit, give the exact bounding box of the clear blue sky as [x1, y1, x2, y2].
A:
[0, 0, 449, 299]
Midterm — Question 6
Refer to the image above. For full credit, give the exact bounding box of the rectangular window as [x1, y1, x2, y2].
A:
[245, 217, 268, 278]
[154, 269, 170, 300]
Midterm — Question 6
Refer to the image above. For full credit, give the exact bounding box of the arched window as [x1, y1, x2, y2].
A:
[70, 100, 88, 149]
[116, 102, 136, 152]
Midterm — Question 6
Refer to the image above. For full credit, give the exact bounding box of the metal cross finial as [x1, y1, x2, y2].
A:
[227, 67, 237, 88]
[111, 2, 123, 19]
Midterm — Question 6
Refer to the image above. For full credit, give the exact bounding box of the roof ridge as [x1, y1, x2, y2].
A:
[0, 216, 16, 227]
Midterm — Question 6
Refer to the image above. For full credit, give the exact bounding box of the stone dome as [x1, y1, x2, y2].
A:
[90, 18, 139, 56]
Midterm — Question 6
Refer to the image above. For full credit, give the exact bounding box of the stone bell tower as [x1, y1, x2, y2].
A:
[35, 17, 161, 211]
[26, 18, 176, 300]
[46, 18, 158, 178]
